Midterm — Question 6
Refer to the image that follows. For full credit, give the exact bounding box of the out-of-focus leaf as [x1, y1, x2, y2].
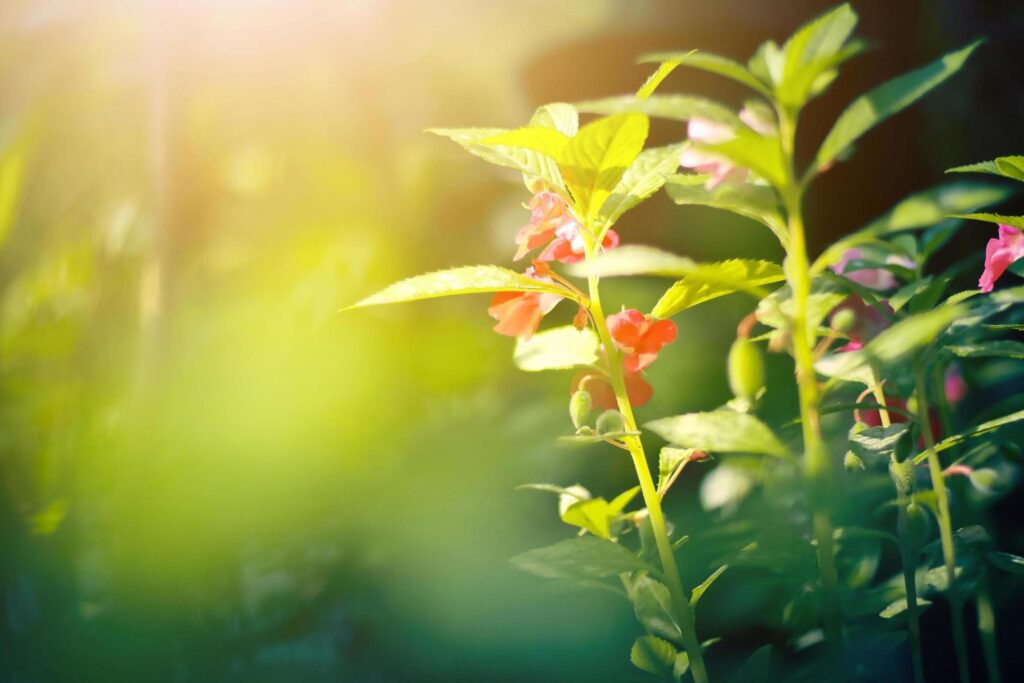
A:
[567, 245, 695, 279]
[690, 565, 728, 606]
[950, 213, 1024, 230]
[915, 408, 1024, 463]
[530, 102, 579, 137]
[576, 94, 741, 127]
[636, 58, 687, 99]
[428, 127, 565, 192]
[631, 635, 678, 678]
[628, 575, 684, 643]
[815, 41, 982, 172]
[482, 126, 570, 158]
[948, 340, 1024, 360]
[511, 537, 654, 580]
[653, 260, 784, 318]
[700, 464, 756, 511]
[560, 113, 649, 222]
[849, 424, 909, 461]
[594, 144, 684, 236]
[880, 597, 931, 619]
[777, 3, 860, 107]
[987, 551, 1024, 574]
[514, 326, 599, 372]
[345, 265, 570, 309]
[728, 645, 773, 683]
[0, 145, 26, 248]
[646, 410, 788, 457]
[639, 50, 772, 97]
[666, 176, 786, 237]
[702, 127, 787, 189]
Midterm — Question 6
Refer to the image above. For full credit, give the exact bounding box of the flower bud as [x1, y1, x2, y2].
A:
[728, 338, 765, 400]
[569, 389, 593, 430]
[596, 409, 626, 434]
[969, 468, 999, 493]
[889, 457, 915, 496]
[844, 451, 866, 472]
[831, 307, 856, 333]
[903, 502, 931, 550]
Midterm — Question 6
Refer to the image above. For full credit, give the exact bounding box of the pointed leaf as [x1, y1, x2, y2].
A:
[628, 575, 684, 643]
[815, 41, 982, 171]
[482, 126, 570, 159]
[646, 410, 788, 457]
[653, 260, 784, 318]
[658, 447, 700, 490]
[916, 408, 1024, 463]
[345, 265, 570, 309]
[637, 58, 687, 99]
[666, 176, 786, 237]
[594, 144, 685, 235]
[560, 114, 649, 222]
[951, 213, 1024, 230]
[701, 127, 787, 189]
[567, 245, 695, 279]
[514, 326, 599, 372]
[948, 340, 1024, 360]
[428, 127, 565, 192]
[880, 597, 931, 619]
[948, 155, 1024, 182]
[577, 94, 741, 127]
[777, 3, 860, 106]
[690, 565, 728, 606]
[562, 498, 613, 538]
[511, 536, 655, 580]
[609, 486, 641, 515]
[631, 635, 678, 677]
[639, 50, 772, 96]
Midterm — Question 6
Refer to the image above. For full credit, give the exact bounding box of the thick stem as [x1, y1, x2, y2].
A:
[583, 242, 710, 683]
[871, 374, 925, 683]
[778, 108, 845, 674]
[916, 366, 970, 683]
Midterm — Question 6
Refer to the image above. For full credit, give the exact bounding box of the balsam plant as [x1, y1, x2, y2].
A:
[348, 4, 1024, 681]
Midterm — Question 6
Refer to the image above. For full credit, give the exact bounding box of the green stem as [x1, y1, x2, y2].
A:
[977, 577, 1002, 683]
[583, 240, 710, 683]
[870, 374, 925, 683]
[778, 107, 845, 675]
[916, 366, 970, 683]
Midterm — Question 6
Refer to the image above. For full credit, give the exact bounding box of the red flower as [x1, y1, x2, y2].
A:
[830, 295, 892, 352]
[979, 224, 1024, 293]
[515, 191, 618, 264]
[607, 309, 677, 372]
[571, 370, 653, 409]
[486, 267, 563, 339]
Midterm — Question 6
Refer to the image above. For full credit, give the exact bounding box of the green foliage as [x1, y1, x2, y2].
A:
[652, 260, 784, 318]
[665, 175, 786, 237]
[513, 326, 599, 372]
[639, 51, 771, 97]
[428, 127, 566, 192]
[646, 410, 787, 457]
[577, 94, 740, 127]
[568, 245, 695, 279]
[510, 536, 655, 580]
[948, 155, 1024, 182]
[628, 574, 685, 642]
[776, 3, 863, 107]
[815, 41, 982, 172]
[950, 213, 1024, 229]
[690, 565, 728, 607]
[631, 635, 680, 679]
[594, 144, 684, 236]
[948, 340, 1024, 360]
[345, 265, 572, 309]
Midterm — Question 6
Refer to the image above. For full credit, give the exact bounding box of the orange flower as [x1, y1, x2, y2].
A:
[607, 309, 677, 372]
[486, 268, 563, 339]
[570, 370, 653, 410]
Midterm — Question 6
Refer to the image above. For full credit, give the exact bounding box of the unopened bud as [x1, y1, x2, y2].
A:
[969, 468, 999, 493]
[596, 409, 626, 434]
[903, 502, 931, 550]
[728, 338, 765, 401]
[573, 306, 589, 330]
[569, 390, 593, 429]
[831, 308, 856, 333]
[844, 451, 866, 472]
[889, 457, 915, 496]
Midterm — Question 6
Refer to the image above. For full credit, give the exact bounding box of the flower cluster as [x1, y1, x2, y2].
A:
[980, 224, 1024, 292]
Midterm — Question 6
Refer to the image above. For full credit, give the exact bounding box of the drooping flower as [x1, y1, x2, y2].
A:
[514, 190, 618, 264]
[833, 248, 914, 290]
[607, 309, 677, 372]
[486, 267, 563, 339]
[571, 370, 653, 409]
[979, 224, 1024, 293]
[829, 295, 892, 352]
[679, 117, 748, 190]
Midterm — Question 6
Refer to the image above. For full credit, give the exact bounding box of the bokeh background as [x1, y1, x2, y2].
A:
[0, 0, 1022, 681]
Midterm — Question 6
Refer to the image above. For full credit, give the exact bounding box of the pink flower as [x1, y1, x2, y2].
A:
[830, 295, 893, 352]
[833, 248, 913, 290]
[979, 225, 1024, 293]
[607, 309, 677, 372]
[944, 365, 967, 405]
[486, 267, 563, 339]
[515, 191, 617, 264]
[679, 117, 748, 190]
[738, 106, 775, 136]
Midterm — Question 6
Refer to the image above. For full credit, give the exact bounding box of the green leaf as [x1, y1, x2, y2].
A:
[510, 536, 654, 580]
[567, 245, 695, 279]
[701, 127, 787, 189]
[562, 498, 614, 539]
[594, 144, 685, 236]
[948, 155, 1024, 183]
[849, 424, 910, 461]
[690, 565, 728, 606]
[609, 486, 641, 515]
[728, 646, 773, 683]
[628, 575, 684, 643]
[530, 102, 579, 137]
[639, 50, 772, 97]
[653, 259, 785, 319]
[987, 551, 1024, 574]
[951, 213, 1024, 230]
[560, 114, 650, 222]
[658, 447, 699, 490]
[646, 410, 788, 457]
[577, 94, 741, 127]
[880, 597, 931, 619]
[916, 408, 1024, 463]
[749, 40, 785, 86]
[429, 127, 567, 192]
[345, 265, 570, 310]
[482, 126, 570, 159]
[815, 41, 982, 172]
[514, 326, 599, 372]
[637, 58, 687, 99]
[666, 176, 786, 238]
[778, 3, 860, 107]
[948, 340, 1024, 360]
[631, 635, 678, 678]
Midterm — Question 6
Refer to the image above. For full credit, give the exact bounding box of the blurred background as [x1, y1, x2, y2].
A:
[0, 0, 1022, 681]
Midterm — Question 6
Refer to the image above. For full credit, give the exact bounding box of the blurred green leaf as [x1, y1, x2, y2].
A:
[777, 3, 860, 107]
[530, 102, 579, 137]
[576, 94, 740, 127]
[646, 410, 788, 457]
[690, 565, 728, 607]
[948, 340, 1024, 360]
[639, 51, 772, 97]
[950, 213, 1024, 229]
[987, 551, 1024, 574]
[0, 145, 26, 248]
[915, 408, 1024, 463]
[567, 244, 695, 279]
[849, 424, 909, 461]
[514, 325, 599, 372]
[702, 128, 787, 189]
[666, 176, 786, 237]
[815, 40, 981, 172]
[631, 635, 678, 678]
[657, 447, 700, 491]
[880, 597, 931, 619]
[652, 259, 784, 318]
[511, 537, 654, 580]
[482, 125, 570, 158]
[628, 575, 684, 643]
[345, 265, 571, 309]
[637, 58, 687, 99]
[428, 127, 565, 192]
[729, 646, 773, 683]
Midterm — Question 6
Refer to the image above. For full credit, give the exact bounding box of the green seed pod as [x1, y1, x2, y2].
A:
[595, 409, 626, 434]
[969, 468, 999, 493]
[889, 457, 915, 496]
[903, 502, 931, 551]
[727, 338, 765, 400]
[831, 307, 857, 333]
[844, 451, 866, 472]
[569, 389, 593, 429]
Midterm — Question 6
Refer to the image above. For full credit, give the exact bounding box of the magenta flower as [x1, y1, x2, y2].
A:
[979, 224, 1024, 293]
